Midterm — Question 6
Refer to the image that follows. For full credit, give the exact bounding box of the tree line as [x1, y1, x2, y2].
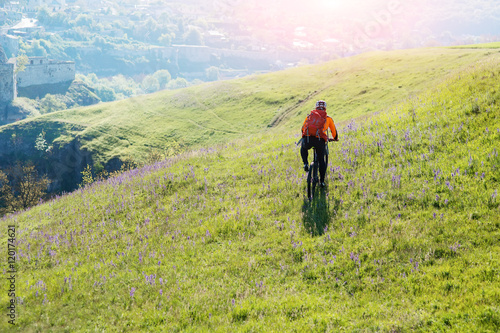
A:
[36, 6, 206, 47]
[0, 162, 49, 216]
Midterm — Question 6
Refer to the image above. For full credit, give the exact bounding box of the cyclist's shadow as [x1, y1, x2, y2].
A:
[302, 189, 339, 236]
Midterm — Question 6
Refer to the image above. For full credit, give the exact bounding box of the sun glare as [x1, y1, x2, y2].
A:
[321, 0, 348, 10]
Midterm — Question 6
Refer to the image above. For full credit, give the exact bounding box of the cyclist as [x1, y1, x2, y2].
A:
[300, 100, 338, 187]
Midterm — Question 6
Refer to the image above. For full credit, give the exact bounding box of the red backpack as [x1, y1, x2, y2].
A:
[302, 109, 327, 141]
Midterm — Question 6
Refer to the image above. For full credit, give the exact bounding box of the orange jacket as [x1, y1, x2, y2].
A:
[324, 116, 338, 141]
[302, 113, 338, 141]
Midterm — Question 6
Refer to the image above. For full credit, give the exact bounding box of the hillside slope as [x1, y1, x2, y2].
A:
[0, 48, 497, 170]
[1, 56, 499, 331]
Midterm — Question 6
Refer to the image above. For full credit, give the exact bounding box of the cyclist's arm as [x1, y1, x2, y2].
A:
[301, 117, 308, 136]
[326, 117, 338, 141]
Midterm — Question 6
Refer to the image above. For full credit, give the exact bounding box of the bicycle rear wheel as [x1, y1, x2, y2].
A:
[307, 162, 314, 200]
[312, 161, 318, 198]
[325, 143, 329, 171]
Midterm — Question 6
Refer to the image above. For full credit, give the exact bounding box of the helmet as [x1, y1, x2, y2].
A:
[316, 100, 327, 110]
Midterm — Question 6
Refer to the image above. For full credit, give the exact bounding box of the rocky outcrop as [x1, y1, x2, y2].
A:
[0, 121, 92, 193]
[1, 101, 36, 125]
[0, 119, 130, 193]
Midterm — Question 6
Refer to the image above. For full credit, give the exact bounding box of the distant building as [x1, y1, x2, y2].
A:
[7, 18, 43, 37]
[24, 0, 44, 12]
[24, 0, 66, 12]
[17, 56, 75, 98]
[1, 49, 76, 110]
[0, 8, 22, 23]
[48, 0, 66, 11]
[4, 1, 22, 11]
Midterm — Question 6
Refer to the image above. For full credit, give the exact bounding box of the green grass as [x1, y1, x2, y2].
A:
[0, 47, 497, 167]
[450, 42, 500, 49]
[1, 53, 499, 332]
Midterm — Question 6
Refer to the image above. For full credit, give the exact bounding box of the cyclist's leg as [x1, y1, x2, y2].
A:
[315, 140, 327, 183]
[300, 137, 313, 165]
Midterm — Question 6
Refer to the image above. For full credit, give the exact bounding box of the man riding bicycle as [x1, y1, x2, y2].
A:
[300, 100, 338, 187]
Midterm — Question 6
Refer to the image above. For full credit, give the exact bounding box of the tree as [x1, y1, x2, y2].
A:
[10, 162, 49, 210]
[0, 170, 13, 216]
[109, 75, 136, 97]
[79, 164, 94, 188]
[206, 66, 220, 81]
[158, 12, 171, 25]
[40, 94, 67, 114]
[35, 6, 68, 27]
[51, 12, 69, 27]
[15, 54, 29, 74]
[141, 75, 160, 93]
[75, 14, 94, 28]
[35, 131, 51, 154]
[167, 78, 188, 90]
[95, 84, 116, 102]
[139, 17, 161, 42]
[158, 33, 173, 46]
[39, 39, 52, 54]
[36, 6, 51, 25]
[29, 40, 47, 57]
[86, 73, 99, 84]
[183, 27, 204, 45]
[153, 70, 171, 89]
[93, 36, 112, 50]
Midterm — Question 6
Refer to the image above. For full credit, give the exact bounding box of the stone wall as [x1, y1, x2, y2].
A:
[0, 62, 15, 104]
[17, 57, 75, 88]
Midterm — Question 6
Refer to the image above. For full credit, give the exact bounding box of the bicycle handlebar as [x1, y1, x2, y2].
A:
[297, 137, 338, 146]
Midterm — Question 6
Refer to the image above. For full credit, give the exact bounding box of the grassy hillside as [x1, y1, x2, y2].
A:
[1, 47, 498, 167]
[452, 42, 500, 49]
[1, 56, 498, 331]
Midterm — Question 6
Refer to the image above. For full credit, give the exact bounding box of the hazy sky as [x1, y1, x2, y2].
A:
[230, 0, 499, 47]
[233, 0, 499, 25]
[232, 0, 425, 42]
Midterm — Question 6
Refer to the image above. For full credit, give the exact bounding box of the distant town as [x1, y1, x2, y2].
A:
[1, 0, 499, 124]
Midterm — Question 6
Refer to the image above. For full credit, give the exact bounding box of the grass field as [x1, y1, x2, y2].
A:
[1, 47, 498, 168]
[0, 49, 499, 331]
[451, 42, 500, 49]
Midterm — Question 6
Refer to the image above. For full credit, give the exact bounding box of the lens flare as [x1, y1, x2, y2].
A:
[321, 0, 347, 10]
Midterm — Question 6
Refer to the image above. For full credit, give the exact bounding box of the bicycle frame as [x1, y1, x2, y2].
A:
[306, 142, 329, 200]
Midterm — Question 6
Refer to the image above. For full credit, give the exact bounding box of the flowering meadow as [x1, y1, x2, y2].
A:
[1, 57, 500, 331]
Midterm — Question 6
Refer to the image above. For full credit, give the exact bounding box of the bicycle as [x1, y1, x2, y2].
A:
[306, 138, 334, 200]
